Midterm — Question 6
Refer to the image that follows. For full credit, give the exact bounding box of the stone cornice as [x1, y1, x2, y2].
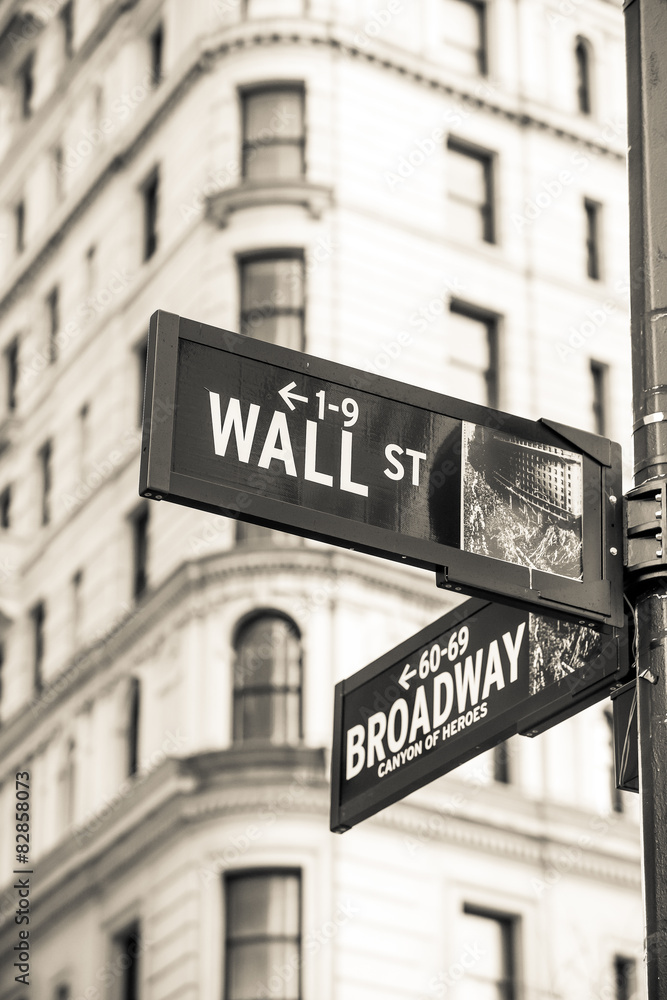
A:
[0, 746, 640, 958]
[0, 545, 449, 767]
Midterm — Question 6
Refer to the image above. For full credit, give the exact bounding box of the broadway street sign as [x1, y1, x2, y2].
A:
[140, 310, 624, 627]
[330, 598, 629, 832]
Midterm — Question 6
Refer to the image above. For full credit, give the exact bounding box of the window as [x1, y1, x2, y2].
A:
[71, 569, 83, 644]
[136, 336, 148, 427]
[15, 200, 25, 253]
[575, 36, 592, 115]
[127, 677, 141, 777]
[131, 505, 149, 600]
[38, 439, 52, 526]
[85, 244, 96, 293]
[60, 2, 74, 60]
[224, 871, 301, 1000]
[149, 23, 164, 86]
[17, 55, 34, 120]
[240, 253, 305, 350]
[53, 145, 64, 202]
[4, 337, 18, 412]
[459, 905, 517, 999]
[242, 86, 305, 180]
[46, 286, 60, 363]
[584, 198, 602, 280]
[614, 956, 638, 1000]
[59, 738, 76, 828]
[493, 741, 511, 783]
[78, 402, 89, 472]
[447, 138, 495, 242]
[30, 601, 46, 695]
[591, 360, 609, 436]
[112, 922, 141, 1000]
[141, 169, 159, 261]
[233, 614, 302, 744]
[0, 486, 11, 529]
[442, 0, 487, 75]
[449, 301, 499, 407]
[605, 709, 624, 814]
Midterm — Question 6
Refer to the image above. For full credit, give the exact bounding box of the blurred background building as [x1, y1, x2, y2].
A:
[0, 0, 642, 998]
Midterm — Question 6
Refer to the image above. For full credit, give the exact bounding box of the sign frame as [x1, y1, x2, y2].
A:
[330, 598, 629, 833]
[140, 310, 624, 628]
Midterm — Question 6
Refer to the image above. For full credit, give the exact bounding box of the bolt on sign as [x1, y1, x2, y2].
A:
[140, 310, 624, 628]
[330, 598, 629, 832]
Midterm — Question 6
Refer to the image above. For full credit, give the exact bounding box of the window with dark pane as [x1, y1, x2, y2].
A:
[591, 359, 609, 436]
[233, 614, 302, 744]
[447, 138, 495, 243]
[614, 955, 638, 1000]
[149, 22, 164, 87]
[17, 54, 34, 120]
[112, 922, 141, 1000]
[141, 168, 159, 261]
[225, 871, 301, 1000]
[127, 676, 141, 777]
[15, 200, 25, 254]
[459, 905, 518, 999]
[5, 337, 18, 412]
[131, 505, 149, 600]
[575, 36, 592, 115]
[0, 485, 11, 529]
[38, 439, 52, 526]
[47, 286, 60, 363]
[60, 1, 74, 60]
[584, 198, 602, 280]
[443, 0, 487, 75]
[449, 301, 499, 407]
[30, 601, 46, 695]
[240, 254, 305, 350]
[242, 86, 305, 180]
[493, 741, 511, 784]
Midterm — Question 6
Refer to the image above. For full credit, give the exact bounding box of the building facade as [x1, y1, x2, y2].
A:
[0, 0, 642, 999]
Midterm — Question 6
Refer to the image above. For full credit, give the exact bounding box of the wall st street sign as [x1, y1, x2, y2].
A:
[140, 310, 624, 627]
[330, 598, 629, 832]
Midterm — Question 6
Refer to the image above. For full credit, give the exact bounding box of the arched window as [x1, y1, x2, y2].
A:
[575, 36, 593, 115]
[233, 613, 302, 744]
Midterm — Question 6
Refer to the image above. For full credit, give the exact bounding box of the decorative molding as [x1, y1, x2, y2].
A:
[207, 180, 334, 227]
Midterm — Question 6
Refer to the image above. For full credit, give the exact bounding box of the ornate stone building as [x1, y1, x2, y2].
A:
[0, 0, 642, 998]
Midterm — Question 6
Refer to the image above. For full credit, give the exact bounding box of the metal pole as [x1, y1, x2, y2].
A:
[623, 0, 667, 993]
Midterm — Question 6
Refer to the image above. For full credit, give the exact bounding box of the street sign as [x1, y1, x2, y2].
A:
[330, 598, 629, 832]
[140, 310, 624, 627]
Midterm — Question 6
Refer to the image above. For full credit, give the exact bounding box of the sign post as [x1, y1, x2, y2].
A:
[140, 310, 624, 629]
[623, 1, 667, 993]
[331, 599, 628, 832]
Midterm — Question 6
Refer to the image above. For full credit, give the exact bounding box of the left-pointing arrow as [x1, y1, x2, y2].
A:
[279, 381, 309, 411]
[399, 663, 417, 690]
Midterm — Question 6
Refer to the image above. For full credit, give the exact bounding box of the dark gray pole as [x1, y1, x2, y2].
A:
[623, 0, 667, 992]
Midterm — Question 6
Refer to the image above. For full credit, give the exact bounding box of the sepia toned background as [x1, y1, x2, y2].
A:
[0, 0, 643, 998]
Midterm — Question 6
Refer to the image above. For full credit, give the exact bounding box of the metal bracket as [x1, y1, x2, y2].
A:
[624, 481, 667, 585]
